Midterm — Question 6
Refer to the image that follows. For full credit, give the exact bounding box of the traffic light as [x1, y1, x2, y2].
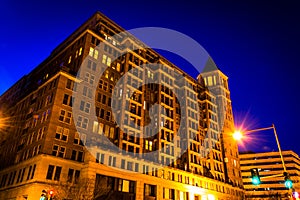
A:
[284, 172, 293, 189]
[49, 189, 54, 200]
[40, 190, 47, 200]
[250, 168, 261, 185]
[293, 191, 299, 198]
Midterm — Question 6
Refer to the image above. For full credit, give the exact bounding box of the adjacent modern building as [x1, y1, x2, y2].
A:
[240, 150, 300, 199]
[0, 11, 244, 200]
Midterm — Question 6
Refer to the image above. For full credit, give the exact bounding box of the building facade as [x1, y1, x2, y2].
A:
[240, 150, 300, 199]
[0, 11, 243, 200]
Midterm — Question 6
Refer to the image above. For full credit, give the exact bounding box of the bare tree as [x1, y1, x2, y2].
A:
[50, 178, 113, 200]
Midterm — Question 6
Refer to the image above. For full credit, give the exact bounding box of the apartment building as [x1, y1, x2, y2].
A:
[0, 11, 243, 200]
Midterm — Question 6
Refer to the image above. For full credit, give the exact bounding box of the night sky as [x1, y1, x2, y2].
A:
[0, 1, 300, 154]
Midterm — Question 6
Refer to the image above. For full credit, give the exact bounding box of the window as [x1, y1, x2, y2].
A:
[83, 86, 93, 98]
[76, 116, 88, 129]
[163, 188, 175, 200]
[74, 132, 86, 145]
[96, 152, 105, 164]
[45, 93, 53, 105]
[36, 127, 46, 141]
[62, 94, 73, 107]
[100, 109, 105, 119]
[121, 159, 125, 169]
[52, 145, 66, 158]
[54, 166, 62, 181]
[145, 140, 153, 151]
[71, 150, 84, 162]
[74, 170, 80, 183]
[135, 163, 139, 172]
[106, 111, 111, 121]
[55, 126, 69, 141]
[102, 54, 112, 66]
[37, 145, 41, 155]
[84, 72, 95, 85]
[89, 47, 99, 59]
[207, 76, 213, 86]
[15, 169, 22, 183]
[46, 109, 51, 121]
[102, 94, 106, 104]
[145, 184, 156, 197]
[31, 165, 36, 179]
[87, 60, 97, 71]
[67, 168, 74, 182]
[46, 165, 54, 180]
[67, 169, 81, 183]
[66, 79, 74, 90]
[26, 166, 32, 180]
[108, 156, 116, 167]
[127, 162, 133, 171]
[68, 55, 72, 64]
[79, 101, 91, 113]
[116, 63, 121, 72]
[58, 110, 72, 124]
[77, 151, 83, 162]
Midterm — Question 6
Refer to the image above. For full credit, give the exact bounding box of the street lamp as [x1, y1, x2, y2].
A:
[234, 124, 293, 189]
[234, 124, 286, 172]
[232, 130, 243, 141]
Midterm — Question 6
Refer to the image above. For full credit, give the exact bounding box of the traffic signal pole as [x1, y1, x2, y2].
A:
[244, 124, 293, 191]
[272, 124, 287, 172]
[245, 124, 287, 173]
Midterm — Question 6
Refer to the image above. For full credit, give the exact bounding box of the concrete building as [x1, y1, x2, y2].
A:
[240, 150, 300, 199]
[0, 11, 244, 200]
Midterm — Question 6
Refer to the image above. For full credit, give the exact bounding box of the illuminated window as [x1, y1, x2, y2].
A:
[98, 123, 104, 134]
[107, 57, 111, 66]
[89, 47, 98, 59]
[68, 56, 72, 64]
[102, 55, 107, 64]
[207, 76, 213, 86]
[116, 63, 121, 72]
[102, 54, 112, 66]
[105, 71, 109, 79]
[145, 140, 153, 151]
[93, 121, 99, 133]
[78, 47, 82, 56]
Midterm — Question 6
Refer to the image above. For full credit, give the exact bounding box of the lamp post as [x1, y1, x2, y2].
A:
[235, 124, 286, 172]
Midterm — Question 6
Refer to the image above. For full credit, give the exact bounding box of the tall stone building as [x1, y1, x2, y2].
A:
[200, 66, 243, 188]
[0, 11, 243, 200]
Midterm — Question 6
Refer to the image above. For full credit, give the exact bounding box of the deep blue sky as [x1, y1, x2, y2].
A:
[0, 0, 299, 154]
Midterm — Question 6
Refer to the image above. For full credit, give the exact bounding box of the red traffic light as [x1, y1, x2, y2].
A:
[49, 190, 54, 196]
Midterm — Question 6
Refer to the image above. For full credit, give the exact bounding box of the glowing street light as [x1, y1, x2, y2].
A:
[234, 124, 286, 172]
[232, 130, 243, 141]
